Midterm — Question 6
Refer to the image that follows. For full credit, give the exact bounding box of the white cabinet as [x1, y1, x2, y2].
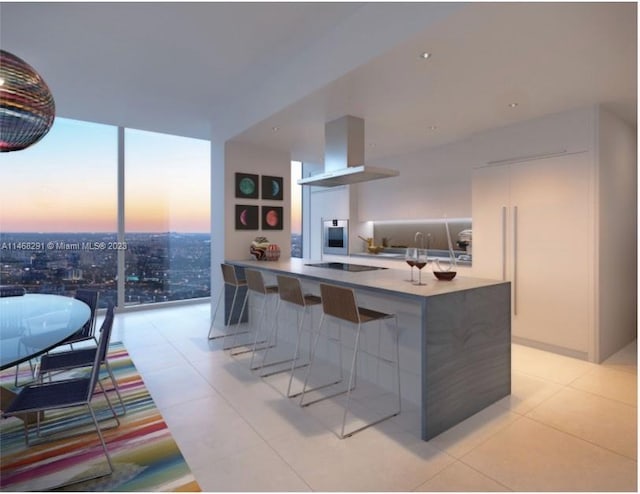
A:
[472, 152, 594, 359]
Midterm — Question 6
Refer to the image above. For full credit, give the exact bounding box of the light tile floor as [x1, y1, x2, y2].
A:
[111, 302, 638, 492]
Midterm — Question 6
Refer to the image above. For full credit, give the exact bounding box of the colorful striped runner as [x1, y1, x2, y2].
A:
[0, 343, 200, 491]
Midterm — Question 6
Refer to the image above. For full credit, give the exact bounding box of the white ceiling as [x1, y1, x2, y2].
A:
[1, 2, 636, 166]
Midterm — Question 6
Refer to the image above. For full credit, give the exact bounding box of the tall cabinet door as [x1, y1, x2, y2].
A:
[473, 152, 594, 357]
[471, 166, 510, 280]
[509, 153, 593, 355]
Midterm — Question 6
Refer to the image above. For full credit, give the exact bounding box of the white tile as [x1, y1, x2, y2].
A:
[192, 441, 311, 492]
[601, 339, 637, 375]
[511, 343, 595, 385]
[126, 341, 186, 374]
[495, 369, 563, 415]
[414, 460, 510, 492]
[428, 402, 521, 458]
[527, 386, 637, 459]
[227, 382, 330, 441]
[462, 416, 637, 492]
[159, 394, 266, 471]
[138, 361, 215, 410]
[570, 365, 637, 406]
[268, 426, 454, 491]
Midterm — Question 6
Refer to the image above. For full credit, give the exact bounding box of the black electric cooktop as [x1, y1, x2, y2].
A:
[305, 262, 387, 272]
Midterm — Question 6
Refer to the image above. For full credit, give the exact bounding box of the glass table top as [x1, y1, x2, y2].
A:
[0, 294, 91, 370]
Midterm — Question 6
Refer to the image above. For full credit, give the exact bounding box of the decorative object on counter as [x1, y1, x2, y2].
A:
[457, 229, 473, 256]
[265, 243, 281, 261]
[250, 236, 270, 260]
[250, 239, 280, 261]
[0, 50, 55, 152]
[235, 204, 259, 230]
[235, 172, 259, 199]
[433, 270, 457, 281]
[405, 247, 417, 282]
[443, 216, 458, 268]
[358, 235, 382, 254]
[433, 258, 457, 280]
[261, 206, 283, 230]
[261, 175, 283, 200]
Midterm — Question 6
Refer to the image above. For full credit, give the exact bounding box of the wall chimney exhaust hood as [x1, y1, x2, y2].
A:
[297, 115, 399, 187]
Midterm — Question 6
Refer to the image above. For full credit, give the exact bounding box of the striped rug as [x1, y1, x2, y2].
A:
[0, 343, 201, 491]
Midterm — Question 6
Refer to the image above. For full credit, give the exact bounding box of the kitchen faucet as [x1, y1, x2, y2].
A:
[414, 231, 424, 249]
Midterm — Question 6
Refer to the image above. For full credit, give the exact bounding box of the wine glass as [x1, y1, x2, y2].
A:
[414, 249, 429, 286]
[405, 247, 417, 282]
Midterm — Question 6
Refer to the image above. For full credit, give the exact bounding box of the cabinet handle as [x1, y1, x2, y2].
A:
[512, 206, 518, 316]
[501, 206, 507, 281]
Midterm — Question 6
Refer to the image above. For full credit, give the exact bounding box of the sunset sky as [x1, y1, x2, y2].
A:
[0, 118, 211, 233]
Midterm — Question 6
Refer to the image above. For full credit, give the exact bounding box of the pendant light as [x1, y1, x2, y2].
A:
[0, 50, 55, 152]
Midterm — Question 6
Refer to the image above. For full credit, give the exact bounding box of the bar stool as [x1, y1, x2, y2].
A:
[207, 264, 248, 342]
[300, 282, 401, 439]
[234, 269, 280, 368]
[263, 275, 323, 396]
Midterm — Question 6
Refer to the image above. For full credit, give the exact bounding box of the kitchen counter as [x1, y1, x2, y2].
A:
[227, 258, 511, 441]
[230, 258, 489, 298]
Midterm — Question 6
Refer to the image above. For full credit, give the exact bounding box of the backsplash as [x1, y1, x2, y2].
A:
[372, 219, 471, 250]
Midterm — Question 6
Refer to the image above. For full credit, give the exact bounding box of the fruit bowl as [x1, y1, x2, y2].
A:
[433, 271, 457, 281]
[367, 245, 383, 254]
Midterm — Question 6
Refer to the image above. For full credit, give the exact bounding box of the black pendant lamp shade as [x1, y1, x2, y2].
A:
[0, 50, 56, 152]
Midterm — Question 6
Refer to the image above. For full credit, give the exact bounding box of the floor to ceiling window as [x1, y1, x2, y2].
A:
[291, 160, 302, 258]
[0, 118, 118, 306]
[124, 129, 210, 305]
[0, 117, 210, 308]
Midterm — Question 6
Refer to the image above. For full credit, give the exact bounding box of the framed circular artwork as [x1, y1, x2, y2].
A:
[235, 173, 259, 199]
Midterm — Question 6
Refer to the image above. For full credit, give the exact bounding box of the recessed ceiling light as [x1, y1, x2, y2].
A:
[508, 102, 519, 108]
[428, 125, 438, 131]
[420, 52, 431, 60]
[271, 126, 279, 132]
[368, 142, 376, 147]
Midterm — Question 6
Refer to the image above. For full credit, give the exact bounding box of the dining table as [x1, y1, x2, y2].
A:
[0, 293, 91, 420]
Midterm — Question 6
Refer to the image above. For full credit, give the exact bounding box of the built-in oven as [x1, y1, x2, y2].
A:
[323, 219, 348, 255]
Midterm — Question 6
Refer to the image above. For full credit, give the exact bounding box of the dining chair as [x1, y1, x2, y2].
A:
[2, 304, 119, 483]
[208, 264, 249, 342]
[299, 282, 401, 438]
[13, 290, 99, 387]
[64, 289, 100, 348]
[37, 306, 126, 416]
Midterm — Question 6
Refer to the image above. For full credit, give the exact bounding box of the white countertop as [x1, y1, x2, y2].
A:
[228, 258, 505, 301]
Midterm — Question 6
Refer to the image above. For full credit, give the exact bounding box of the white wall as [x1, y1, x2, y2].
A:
[358, 106, 596, 221]
[596, 107, 637, 361]
[224, 141, 292, 261]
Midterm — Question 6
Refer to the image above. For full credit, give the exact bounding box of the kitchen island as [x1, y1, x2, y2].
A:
[227, 258, 511, 441]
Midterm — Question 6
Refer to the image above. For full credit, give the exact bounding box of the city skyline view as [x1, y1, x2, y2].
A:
[0, 117, 211, 233]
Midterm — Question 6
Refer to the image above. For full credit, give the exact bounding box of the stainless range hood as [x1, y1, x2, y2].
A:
[297, 115, 399, 187]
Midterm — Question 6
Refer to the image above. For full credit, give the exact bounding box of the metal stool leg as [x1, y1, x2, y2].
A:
[208, 283, 249, 341]
[299, 315, 348, 407]
[340, 316, 401, 438]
